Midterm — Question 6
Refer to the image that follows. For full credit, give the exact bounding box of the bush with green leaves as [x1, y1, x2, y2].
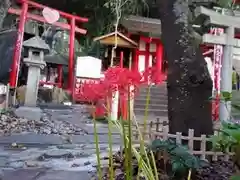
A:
[151, 139, 207, 178]
[211, 122, 240, 170]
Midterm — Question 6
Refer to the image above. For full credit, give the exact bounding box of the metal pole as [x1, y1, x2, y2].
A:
[219, 26, 234, 121]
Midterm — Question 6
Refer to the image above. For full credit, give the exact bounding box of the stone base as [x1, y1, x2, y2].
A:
[15, 106, 42, 121]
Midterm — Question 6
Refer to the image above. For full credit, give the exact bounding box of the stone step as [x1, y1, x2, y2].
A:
[134, 103, 167, 110]
[137, 93, 168, 99]
[134, 108, 168, 116]
[139, 87, 167, 94]
[134, 98, 168, 105]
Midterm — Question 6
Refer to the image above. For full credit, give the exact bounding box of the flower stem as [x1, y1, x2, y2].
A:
[127, 86, 133, 179]
[92, 103, 102, 179]
[137, 86, 151, 179]
[120, 96, 129, 180]
[107, 98, 114, 180]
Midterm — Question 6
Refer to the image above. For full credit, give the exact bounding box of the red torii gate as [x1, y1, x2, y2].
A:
[7, 0, 88, 94]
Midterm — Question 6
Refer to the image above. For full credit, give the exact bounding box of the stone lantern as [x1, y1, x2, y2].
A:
[15, 36, 49, 121]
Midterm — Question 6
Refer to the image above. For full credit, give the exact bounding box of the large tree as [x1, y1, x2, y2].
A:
[156, 0, 214, 137]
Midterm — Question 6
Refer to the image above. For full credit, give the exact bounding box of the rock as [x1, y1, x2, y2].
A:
[42, 128, 51, 135]
[19, 118, 28, 124]
[57, 144, 84, 149]
[43, 149, 74, 159]
[71, 163, 80, 167]
[25, 160, 39, 167]
[84, 161, 91, 166]
[15, 107, 42, 122]
[8, 161, 25, 168]
[51, 128, 58, 134]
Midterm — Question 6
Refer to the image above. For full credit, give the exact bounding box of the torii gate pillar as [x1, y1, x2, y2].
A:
[196, 6, 240, 121]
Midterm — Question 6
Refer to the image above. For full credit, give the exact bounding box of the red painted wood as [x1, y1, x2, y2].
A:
[120, 51, 124, 68]
[155, 42, 164, 83]
[20, 0, 88, 22]
[140, 36, 160, 44]
[133, 49, 139, 72]
[8, 0, 88, 95]
[68, 18, 76, 92]
[9, 2, 28, 88]
[8, 8, 87, 34]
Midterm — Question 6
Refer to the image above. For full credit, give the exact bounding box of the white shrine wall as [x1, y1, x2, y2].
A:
[138, 39, 157, 73]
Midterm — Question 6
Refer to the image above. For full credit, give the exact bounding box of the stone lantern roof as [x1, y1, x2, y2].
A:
[23, 36, 50, 53]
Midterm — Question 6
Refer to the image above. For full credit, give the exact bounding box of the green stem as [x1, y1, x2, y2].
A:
[92, 103, 102, 179]
[107, 98, 114, 180]
[127, 86, 133, 179]
[137, 86, 151, 179]
[120, 95, 129, 180]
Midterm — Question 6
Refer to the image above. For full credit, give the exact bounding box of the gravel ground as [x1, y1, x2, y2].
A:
[0, 110, 87, 136]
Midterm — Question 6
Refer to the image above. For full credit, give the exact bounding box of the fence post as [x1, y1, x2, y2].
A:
[200, 135, 207, 160]
[188, 129, 194, 154]
[163, 126, 168, 140]
[149, 121, 153, 140]
[156, 118, 160, 132]
[224, 147, 230, 161]
[176, 132, 182, 144]
[212, 131, 218, 161]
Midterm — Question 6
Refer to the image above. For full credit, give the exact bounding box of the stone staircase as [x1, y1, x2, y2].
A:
[134, 82, 168, 117]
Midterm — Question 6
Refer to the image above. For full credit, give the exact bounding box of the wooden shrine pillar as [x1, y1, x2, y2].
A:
[155, 42, 164, 83]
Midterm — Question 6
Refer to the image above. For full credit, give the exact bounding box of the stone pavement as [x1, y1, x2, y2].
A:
[0, 104, 126, 180]
[0, 104, 164, 180]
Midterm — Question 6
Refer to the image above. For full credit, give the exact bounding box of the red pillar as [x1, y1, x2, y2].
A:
[120, 51, 124, 68]
[68, 18, 76, 93]
[133, 49, 139, 72]
[10, 1, 28, 88]
[155, 42, 164, 83]
[145, 43, 150, 83]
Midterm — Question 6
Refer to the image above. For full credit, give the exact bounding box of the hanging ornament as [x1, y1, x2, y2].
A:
[42, 7, 60, 24]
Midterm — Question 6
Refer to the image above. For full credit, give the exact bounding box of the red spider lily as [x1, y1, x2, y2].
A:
[104, 66, 142, 97]
[80, 81, 109, 103]
[94, 102, 106, 118]
[81, 66, 166, 103]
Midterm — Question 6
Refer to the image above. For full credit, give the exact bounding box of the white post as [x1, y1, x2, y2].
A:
[111, 90, 119, 121]
[0, 84, 7, 112]
[220, 26, 234, 121]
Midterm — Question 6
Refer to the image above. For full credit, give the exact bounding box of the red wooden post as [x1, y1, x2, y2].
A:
[9, 1, 28, 88]
[120, 51, 124, 68]
[155, 42, 163, 83]
[133, 49, 139, 72]
[145, 42, 150, 83]
[68, 18, 76, 92]
[57, 65, 63, 88]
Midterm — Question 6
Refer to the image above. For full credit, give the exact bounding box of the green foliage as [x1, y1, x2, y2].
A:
[210, 121, 240, 152]
[217, 0, 235, 8]
[221, 91, 232, 101]
[151, 139, 207, 175]
[211, 121, 240, 177]
[230, 175, 240, 180]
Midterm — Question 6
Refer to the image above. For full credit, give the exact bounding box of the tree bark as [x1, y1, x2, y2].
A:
[0, 0, 11, 29]
[157, 0, 214, 137]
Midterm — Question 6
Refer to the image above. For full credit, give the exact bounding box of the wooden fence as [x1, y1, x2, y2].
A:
[127, 118, 233, 161]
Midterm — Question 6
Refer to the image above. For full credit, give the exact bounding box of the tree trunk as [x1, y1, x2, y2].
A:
[157, 0, 214, 137]
[0, 0, 11, 29]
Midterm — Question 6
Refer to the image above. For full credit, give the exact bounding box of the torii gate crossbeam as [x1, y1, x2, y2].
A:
[7, 0, 88, 94]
